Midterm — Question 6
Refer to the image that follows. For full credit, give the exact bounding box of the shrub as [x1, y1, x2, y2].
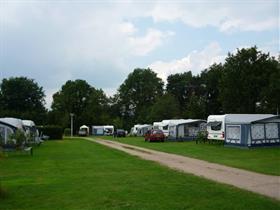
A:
[8, 130, 26, 146]
[195, 131, 207, 143]
[37, 125, 63, 140]
[64, 128, 71, 136]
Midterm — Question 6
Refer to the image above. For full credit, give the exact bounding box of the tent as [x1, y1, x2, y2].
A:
[136, 124, 152, 136]
[23, 120, 40, 142]
[0, 117, 24, 130]
[168, 119, 207, 141]
[0, 120, 17, 144]
[92, 126, 104, 135]
[224, 114, 280, 147]
[79, 125, 90, 136]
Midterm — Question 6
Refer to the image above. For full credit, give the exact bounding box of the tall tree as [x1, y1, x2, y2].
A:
[200, 63, 223, 115]
[166, 71, 198, 109]
[220, 47, 278, 113]
[117, 68, 164, 128]
[0, 77, 46, 124]
[149, 94, 181, 122]
[50, 79, 109, 132]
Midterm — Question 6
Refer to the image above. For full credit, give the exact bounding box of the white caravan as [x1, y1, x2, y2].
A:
[130, 124, 142, 136]
[207, 115, 226, 140]
[154, 119, 187, 137]
[103, 125, 114, 135]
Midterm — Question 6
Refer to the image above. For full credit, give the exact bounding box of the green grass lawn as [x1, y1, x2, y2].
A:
[99, 136, 280, 176]
[0, 138, 279, 210]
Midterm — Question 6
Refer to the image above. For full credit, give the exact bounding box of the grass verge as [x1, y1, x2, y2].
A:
[99, 136, 280, 176]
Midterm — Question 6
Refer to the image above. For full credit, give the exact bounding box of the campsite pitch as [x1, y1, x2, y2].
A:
[0, 138, 279, 210]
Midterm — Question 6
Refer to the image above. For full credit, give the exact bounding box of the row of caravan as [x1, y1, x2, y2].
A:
[131, 114, 280, 147]
[0, 117, 41, 145]
[131, 119, 207, 140]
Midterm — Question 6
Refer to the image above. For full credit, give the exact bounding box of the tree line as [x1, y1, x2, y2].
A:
[0, 46, 279, 133]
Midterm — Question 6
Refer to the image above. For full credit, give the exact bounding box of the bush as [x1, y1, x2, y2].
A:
[37, 125, 63, 140]
[195, 131, 207, 143]
[8, 130, 26, 146]
[64, 128, 71, 136]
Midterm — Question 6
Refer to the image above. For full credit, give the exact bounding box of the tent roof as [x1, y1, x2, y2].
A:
[80, 125, 89, 129]
[22, 120, 36, 127]
[225, 114, 277, 124]
[170, 119, 206, 126]
[0, 117, 24, 129]
[0, 120, 17, 130]
[138, 124, 152, 129]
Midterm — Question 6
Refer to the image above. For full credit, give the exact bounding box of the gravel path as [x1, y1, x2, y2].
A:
[84, 138, 280, 200]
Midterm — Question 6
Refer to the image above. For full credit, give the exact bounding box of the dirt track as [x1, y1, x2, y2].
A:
[84, 138, 280, 200]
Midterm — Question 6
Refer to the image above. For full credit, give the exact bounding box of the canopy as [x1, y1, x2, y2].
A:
[80, 125, 89, 129]
[0, 117, 24, 130]
[224, 114, 276, 124]
[22, 120, 36, 127]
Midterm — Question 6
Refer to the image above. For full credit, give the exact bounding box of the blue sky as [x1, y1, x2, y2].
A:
[0, 0, 279, 109]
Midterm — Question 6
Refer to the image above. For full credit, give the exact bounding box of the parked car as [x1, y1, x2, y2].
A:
[116, 129, 126, 137]
[145, 129, 165, 142]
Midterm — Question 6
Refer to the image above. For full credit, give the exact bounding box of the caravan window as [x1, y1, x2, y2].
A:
[162, 125, 168, 130]
[208, 121, 222, 131]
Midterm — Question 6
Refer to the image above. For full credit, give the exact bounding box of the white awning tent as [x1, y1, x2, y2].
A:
[224, 114, 276, 124]
[0, 117, 24, 130]
[0, 118, 24, 144]
[22, 120, 36, 127]
[168, 119, 207, 141]
[223, 114, 280, 147]
[136, 124, 152, 136]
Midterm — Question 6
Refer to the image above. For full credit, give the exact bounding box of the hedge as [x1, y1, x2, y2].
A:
[37, 125, 63, 140]
[64, 128, 71, 136]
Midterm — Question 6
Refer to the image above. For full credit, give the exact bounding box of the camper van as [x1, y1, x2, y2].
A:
[207, 115, 226, 140]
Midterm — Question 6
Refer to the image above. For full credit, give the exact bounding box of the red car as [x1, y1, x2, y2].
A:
[145, 129, 165, 142]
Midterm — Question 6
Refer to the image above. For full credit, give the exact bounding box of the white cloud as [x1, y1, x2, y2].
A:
[128, 29, 174, 56]
[148, 42, 225, 83]
[150, 1, 278, 33]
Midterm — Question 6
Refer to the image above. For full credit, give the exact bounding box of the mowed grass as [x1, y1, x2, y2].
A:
[100, 136, 280, 176]
[0, 138, 279, 210]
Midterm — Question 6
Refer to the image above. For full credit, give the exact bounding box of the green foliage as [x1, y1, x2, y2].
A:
[117, 68, 164, 128]
[50, 79, 110, 133]
[149, 94, 181, 122]
[8, 129, 26, 146]
[200, 63, 223, 115]
[219, 47, 279, 113]
[0, 77, 47, 124]
[185, 95, 207, 119]
[166, 71, 194, 108]
[64, 128, 71, 136]
[38, 125, 63, 140]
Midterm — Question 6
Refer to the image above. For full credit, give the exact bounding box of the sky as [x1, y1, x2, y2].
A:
[0, 0, 279, 109]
